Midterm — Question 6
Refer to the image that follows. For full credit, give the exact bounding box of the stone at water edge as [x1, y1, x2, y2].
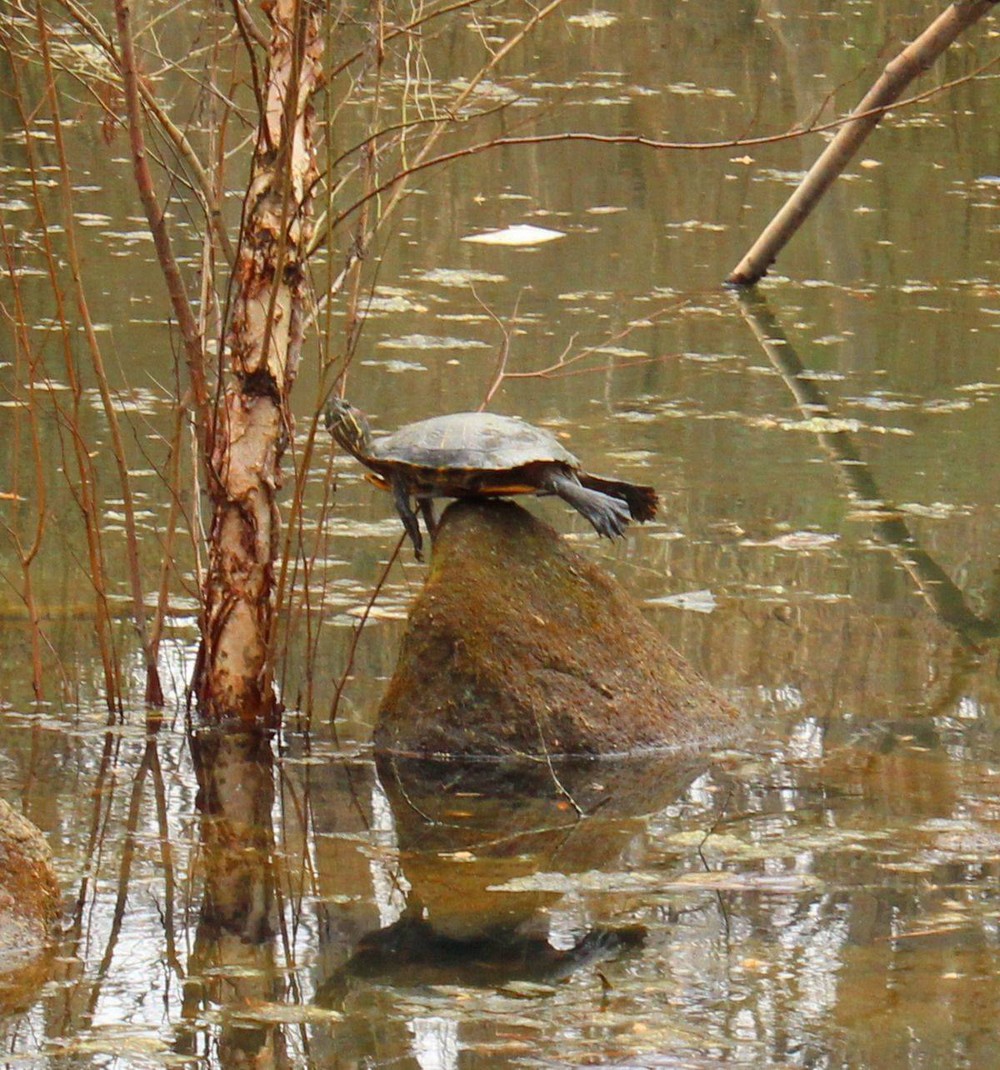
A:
[374, 499, 742, 757]
[0, 798, 60, 1011]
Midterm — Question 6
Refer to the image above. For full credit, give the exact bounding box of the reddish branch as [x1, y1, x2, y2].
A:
[43, 6, 164, 705]
[112, 0, 209, 441]
[11, 19, 122, 710]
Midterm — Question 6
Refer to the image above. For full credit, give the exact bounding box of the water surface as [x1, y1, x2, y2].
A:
[1, 1, 999, 1066]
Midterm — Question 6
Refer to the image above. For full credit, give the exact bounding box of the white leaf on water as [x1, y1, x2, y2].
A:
[954, 381, 1000, 393]
[751, 414, 915, 436]
[462, 223, 566, 246]
[362, 291, 428, 314]
[665, 219, 727, 233]
[593, 346, 647, 357]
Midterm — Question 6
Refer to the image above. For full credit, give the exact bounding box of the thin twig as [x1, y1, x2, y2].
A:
[330, 55, 1000, 232]
[329, 535, 405, 729]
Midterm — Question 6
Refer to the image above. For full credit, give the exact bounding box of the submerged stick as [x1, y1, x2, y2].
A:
[727, 0, 999, 287]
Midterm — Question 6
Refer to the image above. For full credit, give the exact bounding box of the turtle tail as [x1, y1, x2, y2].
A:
[578, 474, 658, 522]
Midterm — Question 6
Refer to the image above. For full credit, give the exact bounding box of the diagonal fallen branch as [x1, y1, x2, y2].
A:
[727, 0, 1000, 286]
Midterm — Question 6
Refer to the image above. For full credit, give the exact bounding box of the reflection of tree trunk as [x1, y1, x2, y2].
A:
[184, 726, 288, 1070]
[193, 0, 323, 725]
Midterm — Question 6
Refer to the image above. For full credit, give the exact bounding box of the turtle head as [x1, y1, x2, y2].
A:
[324, 397, 372, 458]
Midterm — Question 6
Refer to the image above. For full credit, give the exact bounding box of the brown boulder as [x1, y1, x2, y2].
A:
[0, 798, 60, 1013]
[374, 499, 742, 757]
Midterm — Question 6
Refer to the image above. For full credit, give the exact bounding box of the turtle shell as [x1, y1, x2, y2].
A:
[367, 412, 579, 474]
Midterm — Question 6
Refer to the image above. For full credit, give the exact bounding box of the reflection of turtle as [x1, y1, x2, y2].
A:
[325, 398, 658, 559]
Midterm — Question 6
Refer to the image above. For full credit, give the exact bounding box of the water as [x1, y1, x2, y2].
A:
[2, 1, 999, 1066]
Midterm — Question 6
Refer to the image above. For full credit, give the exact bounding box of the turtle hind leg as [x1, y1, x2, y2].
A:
[579, 473, 658, 522]
[543, 470, 632, 539]
[391, 474, 424, 560]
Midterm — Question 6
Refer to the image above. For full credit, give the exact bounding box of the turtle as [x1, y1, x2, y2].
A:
[324, 397, 658, 560]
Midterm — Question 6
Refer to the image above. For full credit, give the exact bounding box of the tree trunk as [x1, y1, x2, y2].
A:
[194, 0, 323, 724]
[727, 0, 999, 287]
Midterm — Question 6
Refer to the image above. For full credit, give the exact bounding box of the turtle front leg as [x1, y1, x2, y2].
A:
[391, 474, 424, 560]
[418, 498, 438, 544]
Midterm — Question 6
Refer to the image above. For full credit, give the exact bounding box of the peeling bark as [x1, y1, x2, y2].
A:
[194, 0, 323, 724]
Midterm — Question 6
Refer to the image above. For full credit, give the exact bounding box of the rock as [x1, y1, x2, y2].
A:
[0, 798, 60, 1013]
[374, 499, 742, 757]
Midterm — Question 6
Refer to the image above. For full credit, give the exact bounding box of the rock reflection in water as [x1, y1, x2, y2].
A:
[316, 750, 705, 1004]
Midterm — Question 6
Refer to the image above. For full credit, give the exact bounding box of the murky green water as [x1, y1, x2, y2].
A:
[2, 1, 999, 1066]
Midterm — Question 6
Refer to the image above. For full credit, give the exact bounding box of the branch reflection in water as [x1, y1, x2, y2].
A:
[734, 288, 1000, 646]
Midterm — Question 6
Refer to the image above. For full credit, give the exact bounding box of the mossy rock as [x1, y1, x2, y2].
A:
[0, 798, 60, 1012]
[375, 500, 743, 758]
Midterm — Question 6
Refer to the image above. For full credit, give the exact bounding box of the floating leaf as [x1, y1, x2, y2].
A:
[752, 531, 839, 551]
[229, 1002, 343, 1025]
[363, 291, 428, 314]
[898, 501, 962, 520]
[954, 381, 1000, 393]
[664, 871, 819, 893]
[496, 981, 558, 998]
[420, 267, 507, 286]
[50, 1027, 167, 1057]
[751, 414, 915, 437]
[377, 334, 490, 350]
[360, 358, 428, 373]
[646, 589, 717, 614]
[665, 219, 727, 233]
[567, 11, 618, 28]
[462, 223, 566, 246]
[490, 870, 658, 894]
[74, 212, 112, 226]
[346, 602, 409, 621]
[922, 399, 972, 413]
[849, 394, 913, 411]
[594, 345, 647, 357]
[489, 867, 817, 895]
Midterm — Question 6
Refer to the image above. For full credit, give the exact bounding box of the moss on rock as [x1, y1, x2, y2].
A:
[375, 500, 742, 757]
[0, 798, 60, 1011]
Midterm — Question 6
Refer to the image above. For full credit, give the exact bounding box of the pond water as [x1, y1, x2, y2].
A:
[2, 1, 1000, 1067]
